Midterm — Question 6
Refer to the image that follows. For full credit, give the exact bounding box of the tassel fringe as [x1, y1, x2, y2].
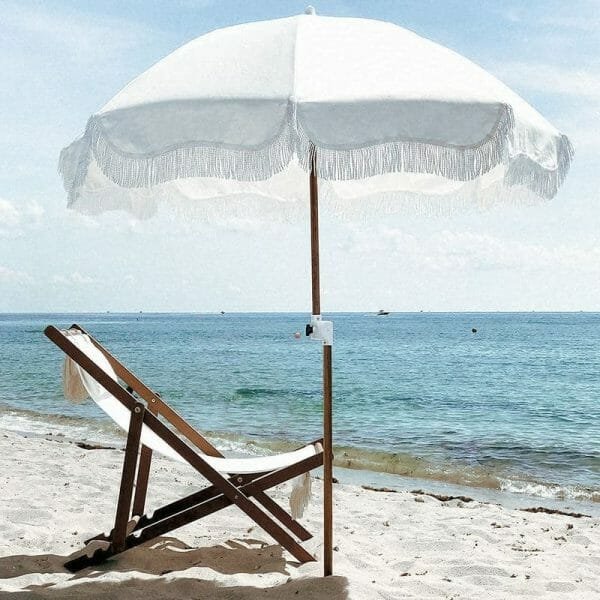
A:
[505, 134, 574, 199]
[289, 472, 312, 519]
[59, 102, 573, 204]
[62, 357, 88, 403]
[297, 104, 515, 183]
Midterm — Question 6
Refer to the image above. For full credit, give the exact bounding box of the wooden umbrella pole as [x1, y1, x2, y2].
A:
[309, 148, 333, 577]
[309, 151, 321, 316]
[322, 343, 333, 576]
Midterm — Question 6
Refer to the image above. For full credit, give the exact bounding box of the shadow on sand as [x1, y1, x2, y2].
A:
[0, 537, 349, 599]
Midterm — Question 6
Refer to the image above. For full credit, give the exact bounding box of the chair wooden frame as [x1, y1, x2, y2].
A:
[44, 324, 324, 572]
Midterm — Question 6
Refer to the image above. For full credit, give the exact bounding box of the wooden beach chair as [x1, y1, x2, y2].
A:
[44, 324, 324, 572]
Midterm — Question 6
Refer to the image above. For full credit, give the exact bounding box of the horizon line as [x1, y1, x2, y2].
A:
[1, 310, 599, 315]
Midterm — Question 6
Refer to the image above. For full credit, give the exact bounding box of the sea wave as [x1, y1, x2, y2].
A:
[498, 479, 600, 503]
[1, 402, 599, 504]
[232, 387, 283, 399]
[0, 402, 123, 444]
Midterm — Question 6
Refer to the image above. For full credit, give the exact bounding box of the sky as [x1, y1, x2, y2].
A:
[0, 0, 598, 313]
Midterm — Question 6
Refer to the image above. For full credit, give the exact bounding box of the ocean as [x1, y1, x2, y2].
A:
[1, 312, 599, 505]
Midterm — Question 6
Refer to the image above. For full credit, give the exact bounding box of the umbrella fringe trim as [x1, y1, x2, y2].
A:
[504, 134, 574, 199]
[300, 104, 516, 184]
[59, 103, 573, 203]
[59, 114, 297, 200]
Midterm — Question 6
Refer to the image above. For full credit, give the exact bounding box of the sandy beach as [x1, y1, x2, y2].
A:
[0, 429, 598, 599]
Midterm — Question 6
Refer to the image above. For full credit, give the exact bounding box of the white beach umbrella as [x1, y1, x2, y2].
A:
[59, 8, 573, 576]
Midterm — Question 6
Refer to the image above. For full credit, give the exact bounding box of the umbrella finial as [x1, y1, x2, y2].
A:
[305, 5, 316, 15]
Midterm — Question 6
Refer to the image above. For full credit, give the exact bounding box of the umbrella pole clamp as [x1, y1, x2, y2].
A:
[306, 315, 333, 346]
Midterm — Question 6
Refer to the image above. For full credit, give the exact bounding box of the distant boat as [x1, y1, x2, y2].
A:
[376, 309, 390, 316]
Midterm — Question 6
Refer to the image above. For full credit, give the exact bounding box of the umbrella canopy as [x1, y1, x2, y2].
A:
[60, 11, 573, 218]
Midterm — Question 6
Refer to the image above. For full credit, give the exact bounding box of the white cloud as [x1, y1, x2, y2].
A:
[24, 201, 45, 221]
[72, 272, 95, 285]
[52, 272, 96, 286]
[0, 199, 20, 227]
[65, 212, 101, 230]
[558, 106, 600, 153]
[0, 198, 45, 236]
[498, 7, 524, 23]
[342, 225, 600, 274]
[496, 3, 600, 32]
[492, 62, 600, 100]
[488, 61, 600, 152]
[0, 265, 32, 284]
[539, 15, 600, 33]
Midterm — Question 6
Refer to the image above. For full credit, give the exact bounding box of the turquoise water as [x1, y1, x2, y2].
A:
[1, 312, 599, 502]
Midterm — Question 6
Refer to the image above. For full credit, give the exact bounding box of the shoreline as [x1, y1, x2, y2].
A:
[4, 419, 600, 519]
[1, 400, 599, 509]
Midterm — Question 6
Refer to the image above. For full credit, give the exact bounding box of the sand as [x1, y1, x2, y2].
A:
[0, 429, 598, 599]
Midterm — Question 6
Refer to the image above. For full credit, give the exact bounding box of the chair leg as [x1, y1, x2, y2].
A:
[112, 403, 145, 553]
[132, 445, 152, 517]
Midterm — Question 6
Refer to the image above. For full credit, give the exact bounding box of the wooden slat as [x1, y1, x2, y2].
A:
[112, 402, 144, 552]
[132, 445, 153, 517]
[131, 401, 158, 517]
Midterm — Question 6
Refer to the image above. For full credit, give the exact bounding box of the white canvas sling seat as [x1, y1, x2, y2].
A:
[45, 324, 323, 572]
[66, 331, 318, 474]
